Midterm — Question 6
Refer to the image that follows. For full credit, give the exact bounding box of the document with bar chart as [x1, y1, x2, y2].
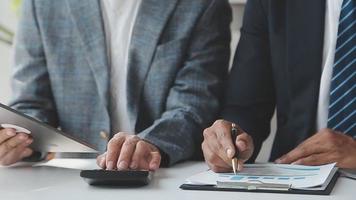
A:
[215, 163, 336, 189]
[181, 163, 339, 195]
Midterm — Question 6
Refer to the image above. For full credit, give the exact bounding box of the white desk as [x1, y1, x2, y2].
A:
[0, 160, 355, 200]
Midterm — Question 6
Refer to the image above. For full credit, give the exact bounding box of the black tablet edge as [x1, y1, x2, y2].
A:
[0, 103, 98, 152]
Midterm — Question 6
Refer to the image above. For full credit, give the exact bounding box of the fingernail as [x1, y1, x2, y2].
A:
[275, 159, 282, 164]
[107, 161, 114, 170]
[226, 149, 233, 158]
[118, 161, 127, 170]
[130, 162, 138, 169]
[100, 157, 106, 168]
[6, 130, 16, 136]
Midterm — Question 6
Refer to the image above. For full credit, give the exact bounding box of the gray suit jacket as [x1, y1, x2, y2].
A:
[10, 0, 232, 165]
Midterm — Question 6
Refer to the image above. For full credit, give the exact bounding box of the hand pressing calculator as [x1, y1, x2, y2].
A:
[80, 170, 152, 186]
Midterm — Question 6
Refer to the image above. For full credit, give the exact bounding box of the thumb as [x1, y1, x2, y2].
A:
[235, 133, 254, 162]
[149, 152, 161, 171]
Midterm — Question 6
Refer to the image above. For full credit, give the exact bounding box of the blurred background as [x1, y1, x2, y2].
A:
[0, 0, 276, 162]
[0, 0, 19, 104]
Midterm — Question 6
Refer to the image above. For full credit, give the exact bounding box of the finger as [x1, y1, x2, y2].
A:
[106, 133, 126, 170]
[235, 133, 252, 152]
[236, 139, 247, 152]
[20, 147, 33, 159]
[206, 139, 233, 164]
[117, 135, 140, 170]
[0, 133, 30, 158]
[292, 153, 334, 166]
[204, 130, 232, 164]
[96, 154, 102, 167]
[6, 133, 30, 148]
[209, 163, 232, 173]
[235, 133, 254, 161]
[236, 133, 254, 171]
[203, 141, 232, 172]
[149, 152, 161, 171]
[276, 143, 324, 164]
[216, 127, 236, 159]
[213, 120, 236, 159]
[0, 128, 16, 144]
[0, 142, 33, 166]
[275, 134, 330, 164]
[131, 141, 149, 170]
[96, 153, 106, 169]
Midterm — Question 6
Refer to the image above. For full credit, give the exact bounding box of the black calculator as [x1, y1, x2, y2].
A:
[80, 169, 152, 186]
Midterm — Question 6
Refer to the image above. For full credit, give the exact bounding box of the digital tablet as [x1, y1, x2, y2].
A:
[0, 103, 97, 153]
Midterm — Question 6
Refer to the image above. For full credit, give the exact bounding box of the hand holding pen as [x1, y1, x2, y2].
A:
[202, 120, 255, 173]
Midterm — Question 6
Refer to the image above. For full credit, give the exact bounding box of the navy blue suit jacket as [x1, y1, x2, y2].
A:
[223, 0, 326, 161]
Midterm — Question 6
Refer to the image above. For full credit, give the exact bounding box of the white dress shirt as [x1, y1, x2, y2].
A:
[317, 0, 344, 131]
[101, 0, 142, 133]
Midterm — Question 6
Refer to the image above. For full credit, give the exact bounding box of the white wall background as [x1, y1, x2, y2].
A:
[0, 0, 16, 104]
[0, 1, 276, 162]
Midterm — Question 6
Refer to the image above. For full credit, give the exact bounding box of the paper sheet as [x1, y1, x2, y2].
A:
[186, 163, 337, 189]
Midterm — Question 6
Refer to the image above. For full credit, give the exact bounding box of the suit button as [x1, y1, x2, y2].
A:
[100, 131, 109, 141]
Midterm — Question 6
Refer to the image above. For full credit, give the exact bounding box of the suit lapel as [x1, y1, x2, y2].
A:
[126, 0, 178, 130]
[286, 0, 325, 137]
[65, 0, 110, 110]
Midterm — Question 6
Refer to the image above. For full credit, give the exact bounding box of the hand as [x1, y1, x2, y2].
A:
[202, 120, 254, 172]
[96, 132, 161, 171]
[0, 128, 33, 166]
[276, 128, 356, 169]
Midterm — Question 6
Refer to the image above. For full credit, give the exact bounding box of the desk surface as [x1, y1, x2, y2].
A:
[0, 160, 355, 200]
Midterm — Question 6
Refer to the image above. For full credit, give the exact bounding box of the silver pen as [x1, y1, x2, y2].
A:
[231, 123, 239, 175]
